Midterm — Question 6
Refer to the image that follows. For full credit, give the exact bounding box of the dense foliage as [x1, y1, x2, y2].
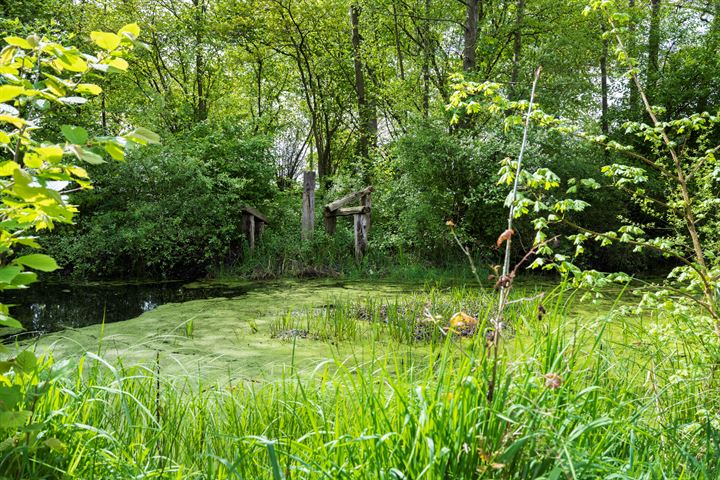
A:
[2, 0, 716, 280]
[47, 123, 275, 277]
[2, 1, 720, 478]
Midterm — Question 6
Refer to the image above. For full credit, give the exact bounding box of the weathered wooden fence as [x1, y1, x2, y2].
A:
[324, 186, 373, 261]
[240, 206, 269, 251]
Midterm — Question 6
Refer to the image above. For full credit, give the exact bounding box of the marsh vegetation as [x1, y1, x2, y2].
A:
[3, 0, 720, 478]
[4, 280, 720, 478]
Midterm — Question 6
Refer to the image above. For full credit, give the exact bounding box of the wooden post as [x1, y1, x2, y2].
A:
[354, 213, 368, 262]
[361, 192, 371, 235]
[324, 214, 337, 235]
[248, 215, 255, 251]
[302, 171, 316, 240]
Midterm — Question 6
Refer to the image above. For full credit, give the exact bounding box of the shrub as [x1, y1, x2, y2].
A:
[46, 122, 276, 278]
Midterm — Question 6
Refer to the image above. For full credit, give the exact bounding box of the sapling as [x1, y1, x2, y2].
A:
[448, 1, 720, 340]
[447, 67, 547, 401]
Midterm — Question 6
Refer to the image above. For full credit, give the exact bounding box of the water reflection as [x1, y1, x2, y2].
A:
[2, 281, 248, 336]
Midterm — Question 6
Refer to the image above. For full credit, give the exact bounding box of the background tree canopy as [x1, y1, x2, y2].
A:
[2, 0, 719, 278]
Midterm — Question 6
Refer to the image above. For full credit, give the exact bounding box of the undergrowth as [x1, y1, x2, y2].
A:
[1, 286, 719, 479]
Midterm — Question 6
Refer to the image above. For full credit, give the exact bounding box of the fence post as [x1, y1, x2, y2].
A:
[301, 171, 316, 240]
[354, 213, 368, 261]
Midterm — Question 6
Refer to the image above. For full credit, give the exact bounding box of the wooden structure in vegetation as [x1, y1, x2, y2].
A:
[240, 206, 269, 251]
[324, 186, 373, 261]
[301, 171, 316, 241]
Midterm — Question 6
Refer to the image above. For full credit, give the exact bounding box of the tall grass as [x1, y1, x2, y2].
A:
[2, 286, 719, 479]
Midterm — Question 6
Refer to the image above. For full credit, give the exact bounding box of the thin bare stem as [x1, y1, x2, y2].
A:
[498, 66, 542, 318]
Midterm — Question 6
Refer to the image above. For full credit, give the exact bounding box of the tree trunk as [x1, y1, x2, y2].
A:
[421, 0, 432, 116]
[600, 22, 609, 136]
[194, 0, 208, 122]
[101, 92, 108, 135]
[350, 4, 377, 176]
[463, 0, 480, 72]
[627, 0, 640, 118]
[646, 0, 661, 100]
[392, 2, 405, 80]
[256, 57, 263, 125]
[315, 132, 331, 181]
[510, 0, 524, 99]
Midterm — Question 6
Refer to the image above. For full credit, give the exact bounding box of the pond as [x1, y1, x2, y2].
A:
[2, 281, 251, 338]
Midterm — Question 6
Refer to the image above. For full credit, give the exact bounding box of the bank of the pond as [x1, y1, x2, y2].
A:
[32, 280, 422, 381]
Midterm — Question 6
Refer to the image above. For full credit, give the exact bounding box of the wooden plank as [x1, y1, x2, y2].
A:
[354, 213, 369, 262]
[301, 171, 316, 240]
[324, 186, 373, 213]
[331, 205, 370, 217]
[240, 206, 269, 224]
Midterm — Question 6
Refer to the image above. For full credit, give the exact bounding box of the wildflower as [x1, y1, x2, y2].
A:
[446, 219, 456, 229]
[543, 373, 563, 389]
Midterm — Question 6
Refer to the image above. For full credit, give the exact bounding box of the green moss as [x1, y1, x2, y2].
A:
[31, 278, 643, 385]
[34, 280, 420, 381]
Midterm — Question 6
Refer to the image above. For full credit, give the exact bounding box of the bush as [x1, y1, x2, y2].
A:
[46, 122, 276, 278]
[371, 121, 662, 274]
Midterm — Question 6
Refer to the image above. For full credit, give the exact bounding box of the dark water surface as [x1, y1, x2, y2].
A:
[2, 281, 249, 337]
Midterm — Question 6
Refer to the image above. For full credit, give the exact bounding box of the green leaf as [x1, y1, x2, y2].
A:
[76, 147, 105, 165]
[0, 410, 30, 428]
[125, 127, 160, 145]
[44, 437, 67, 453]
[33, 146, 64, 163]
[0, 317, 22, 329]
[76, 83, 102, 96]
[58, 96, 88, 105]
[61, 125, 89, 144]
[11, 271, 37, 286]
[104, 142, 125, 161]
[118, 23, 141, 40]
[0, 161, 20, 176]
[106, 57, 129, 73]
[53, 53, 88, 73]
[4, 36, 32, 49]
[0, 114, 26, 128]
[0, 385, 22, 411]
[14, 254, 59, 272]
[13, 351, 36, 373]
[0, 85, 24, 103]
[90, 31, 121, 51]
[0, 266, 21, 284]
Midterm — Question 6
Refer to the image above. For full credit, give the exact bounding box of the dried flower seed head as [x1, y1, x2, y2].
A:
[496, 228, 514, 247]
